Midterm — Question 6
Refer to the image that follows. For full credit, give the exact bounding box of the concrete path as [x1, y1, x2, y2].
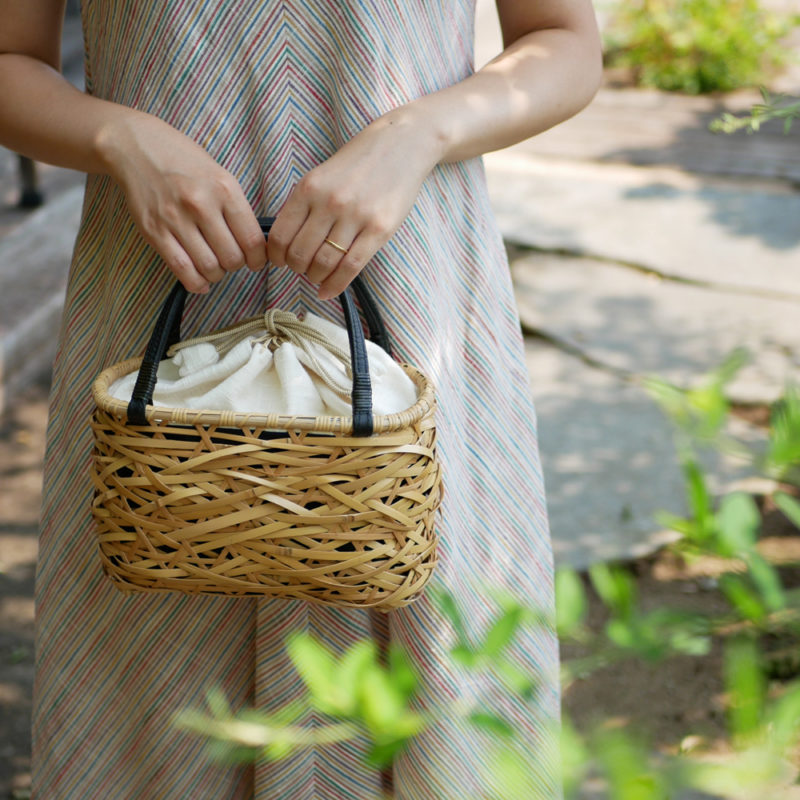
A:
[0, 15, 85, 414]
[483, 150, 799, 569]
[475, 0, 799, 570]
[524, 332, 766, 571]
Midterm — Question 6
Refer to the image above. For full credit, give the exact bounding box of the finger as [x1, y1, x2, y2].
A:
[281, 209, 334, 275]
[197, 214, 247, 274]
[174, 226, 227, 284]
[159, 232, 211, 294]
[267, 186, 311, 269]
[305, 223, 358, 285]
[316, 230, 375, 300]
[223, 202, 267, 272]
[283, 207, 341, 276]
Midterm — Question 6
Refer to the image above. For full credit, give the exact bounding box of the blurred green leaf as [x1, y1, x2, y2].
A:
[555, 568, 587, 638]
[589, 563, 636, 619]
[287, 634, 334, 686]
[653, 509, 696, 538]
[715, 491, 760, 557]
[560, 717, 590, 798]
[642, 350, 746, 442]
[766, 680, 800, 752]
[719, 574, 766, 623]
[335, 640, 379, 717]
[265, 739, 293, 761]
[685, 383, 728, 438]
[450, 644, 479, 668]
[669, 629, 711, 657]
[468, 710, 515, 739]
[493, 659, 538, 699]
[683, 459, 716, 543]
[605, 618, 638, 651]
[387, 642, 418, 702]
[766, 386, 800, 481]
[431, 587, 469, 645]
[485, 744, 537, 800]
[641, 375, 695, 436]
[746, 551, 785, 612]
[204, 687, 232, 719]
[366, 736, 410, 768]
[606, 0, 793, 95]
[594, 727, 667, 800]
[724, 635, 766, 742]
[773, 490, 800, 530]
[286, 634, 342, 716]
[359, 667, 406, 733]
[480, 605, 524, 658]
[683, 746, 791, 797]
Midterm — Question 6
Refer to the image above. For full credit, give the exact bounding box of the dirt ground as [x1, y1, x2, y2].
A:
[1, 379, 798, 799]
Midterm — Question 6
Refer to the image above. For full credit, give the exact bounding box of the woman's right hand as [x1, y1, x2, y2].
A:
[97, 112, 266, 293]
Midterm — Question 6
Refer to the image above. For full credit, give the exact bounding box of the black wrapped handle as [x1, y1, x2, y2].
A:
[127, 216, 390, 436]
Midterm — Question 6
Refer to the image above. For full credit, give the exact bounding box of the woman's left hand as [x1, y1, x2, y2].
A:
[267, 109, 445, 300]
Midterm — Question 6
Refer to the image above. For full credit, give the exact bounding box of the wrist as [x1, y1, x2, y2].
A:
[375, 101, 452, 168]
[92, 107, 154, 183]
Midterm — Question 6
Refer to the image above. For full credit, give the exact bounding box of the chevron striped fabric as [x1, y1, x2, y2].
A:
[31, 1, 561, 798]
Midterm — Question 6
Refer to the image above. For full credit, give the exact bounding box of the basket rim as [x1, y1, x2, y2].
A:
[92, 356, 436, 434]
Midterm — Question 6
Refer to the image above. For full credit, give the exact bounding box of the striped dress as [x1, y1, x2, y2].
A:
[31, 2, 561, 798]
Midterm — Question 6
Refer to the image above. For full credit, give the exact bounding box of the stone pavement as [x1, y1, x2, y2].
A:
[0, 13, 85, 415]
[475, 0, 800, 571]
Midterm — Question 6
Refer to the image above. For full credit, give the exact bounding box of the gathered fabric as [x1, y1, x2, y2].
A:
[108, 309, 418, 417]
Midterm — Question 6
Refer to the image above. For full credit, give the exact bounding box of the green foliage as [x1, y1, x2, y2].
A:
[173, 351, 800, 800]
[604, 0, 796, 94]
[641, 348, 751, 474]
[594, 728, 669, 800]
[431, 585, 541, 698]
[286, 633, 425, 765]
[711, 88, 800, 134]
[765, 384, 800, 485]
[589, 562, 638, 620]
[774, 489, 800, 528]
[555, 567, 588, 638]
[724, 635, 765, 743]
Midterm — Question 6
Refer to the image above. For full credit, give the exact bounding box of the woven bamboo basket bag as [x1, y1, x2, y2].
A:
[90, 218, 442, 611]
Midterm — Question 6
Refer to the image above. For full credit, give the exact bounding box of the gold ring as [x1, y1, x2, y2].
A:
[324, 237, 349, 255]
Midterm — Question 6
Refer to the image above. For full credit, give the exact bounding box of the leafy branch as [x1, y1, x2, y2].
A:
[711, 88, 800, 135]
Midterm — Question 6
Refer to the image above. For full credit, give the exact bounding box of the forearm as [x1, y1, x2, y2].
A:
[0, 51, 268, 293]
[0, 52, 145, 176]
[377, 25, 603, 164]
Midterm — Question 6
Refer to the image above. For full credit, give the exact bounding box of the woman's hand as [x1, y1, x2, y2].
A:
[267, 109, 446, 300]
[98, 113, 266, 293]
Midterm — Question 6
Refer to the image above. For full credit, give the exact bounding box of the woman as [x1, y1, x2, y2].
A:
[0, 1, 602, 798]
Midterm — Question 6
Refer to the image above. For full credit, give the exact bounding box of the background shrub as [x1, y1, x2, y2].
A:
[604, 0, 796, 94]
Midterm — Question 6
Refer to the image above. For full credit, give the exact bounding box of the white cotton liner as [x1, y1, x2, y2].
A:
[109, 312, 418, 417]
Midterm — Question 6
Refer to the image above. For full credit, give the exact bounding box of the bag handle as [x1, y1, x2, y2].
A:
[126, 216, 389, 436]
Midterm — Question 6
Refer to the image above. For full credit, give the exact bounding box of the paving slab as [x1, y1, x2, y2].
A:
[507, 86, 800, 185]
[512, 251, 800, 405]
[0, 187, 83, 415]
[477, 0, 800, 184]
[0, 14, 85, 238]
[485, 151, 800, 297]
[525, 338, 766, 570]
